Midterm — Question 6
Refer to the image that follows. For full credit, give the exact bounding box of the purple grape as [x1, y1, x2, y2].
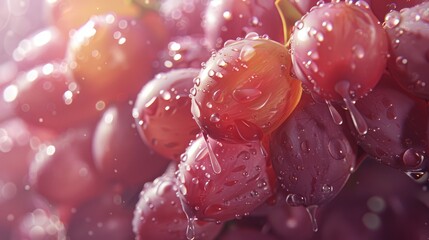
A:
[384, 2, 429, 99]
[270, 92, 357, 209]
[349, 73, 429, 174]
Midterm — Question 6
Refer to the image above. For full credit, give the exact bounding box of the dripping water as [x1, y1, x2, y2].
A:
[203, 134, 222, 174]
[335, 81, 368, 135]
[325, 100, 343, 125]
[306, 205, 319, 232]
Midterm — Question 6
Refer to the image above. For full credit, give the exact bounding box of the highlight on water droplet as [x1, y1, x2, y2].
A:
[306, 205, 319, 232]
[335, 81, 368, 135]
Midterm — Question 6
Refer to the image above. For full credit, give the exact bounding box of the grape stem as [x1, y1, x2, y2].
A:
[275, 0, 302, 45]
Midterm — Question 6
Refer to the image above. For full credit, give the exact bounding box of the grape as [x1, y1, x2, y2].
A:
[133, 164, 223, 240]
[93, 102, 170, 187]
[291, 1, 388, 101]
[290, 1, 388, 135]
[67, 13, 167, 102]
[160, 0, 209, 36]
[203, 0, 285, 50]
[154, 36, 211, 73]
[288, 0, 319, 15]
[133, 68, 201, 161]
[270, 93, 357, 211]
[384, 2, 429, 99]
[46, 0, 142, 37]
[365, 0, 425, 22]
[348, 73, 429, 173]
[191, 35, 302, 143]
[177, 135, 275, 223]
[11, 27, 67, 71]
[29, 128, 104, 206]
[66, 191, 135, 240]
[4, 62, 102, 132]
[287, 0, 424, 21]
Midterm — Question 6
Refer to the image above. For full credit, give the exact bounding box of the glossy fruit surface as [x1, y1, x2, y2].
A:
[133, 164, 223, 240]
[67, 14, 165, 102]
[270, 93, 357, 207]
[93, 102, 170, 186]
[204, 0, 284, 49]
[384, 2, 429, 99]
[191, 35, 302, 143]
[177, 135, 275, 222]
[133, 68, 201, 161]
[291, 1, 388, 101]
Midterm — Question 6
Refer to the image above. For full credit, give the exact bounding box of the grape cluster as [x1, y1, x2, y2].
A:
[0, 0, 428, 239]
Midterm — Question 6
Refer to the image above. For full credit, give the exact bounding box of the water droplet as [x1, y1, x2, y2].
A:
[300, 141, 310, 153]
[232, 88, 262, 103]
[384, 11, 401, 28]
[405, 171, 428, 183]
[295, 20, 304, 30]
[306, 205, 319, 232]
[322, 21, 333, 31]
[335, 81, 368, 135]
[144, 97, 159, 116]
[224, 39, 235, 47]
[239, 45, 256, 62]
[328, 138, 347, 160]
[179, 184, 187, 196]
[354, 0, 370, 9]
[180, 153, 188, 162]
[209, 113, 220, 123]
[208, 69, 215, 77]
[193, 77, 200, 87]
[245, 32, 259, 39]
[204, 136, 222, 174]
[402, 148, 424, 168]
[395, 56, 408, 66]
[237, 151, 251, 160]
[321, 184, 333, 193]
[326, 100, 343, 125]
[186, 217, 196, 240]
[212, 90, 223, 103]
[285, 193, 306, 206]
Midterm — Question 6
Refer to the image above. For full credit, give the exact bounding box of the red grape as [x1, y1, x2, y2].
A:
[5, 62, 102, 132]
[29, 128, 104, 206]
[288, 0, 319, 15]
[177, 135, 276, 223]
[203, 0, 284, 50]
[348, 73, 429, 173]
[154, 36, 211, 73]
[191, 36, 302, 143]
[66, 191, 135, 240]
[290, 1, 388, 135]
[384, 2, 429, 99]
[133, 68, 201, 161]
[291, 1, 388, 101]
[67, 14, 166, 102]
[160, 0, 209, 36]
[133, 163, 223, 240]
[46, 0, 142, 37]
[93, 102, 170, 187]
[270, 92, 357, 220]
[11, 27, 67, 71]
